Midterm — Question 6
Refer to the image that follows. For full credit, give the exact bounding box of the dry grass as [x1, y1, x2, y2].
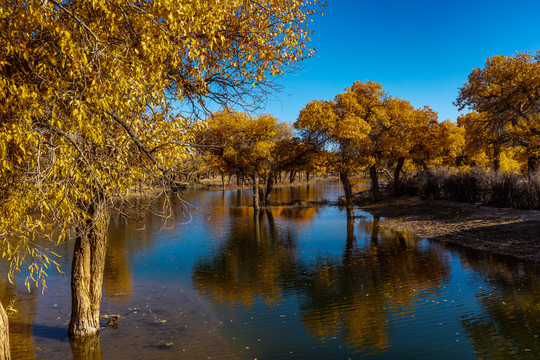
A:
[401, 167, 540, 209]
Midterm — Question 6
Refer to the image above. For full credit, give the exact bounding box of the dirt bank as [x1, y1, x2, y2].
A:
[359, 197, 540, 262]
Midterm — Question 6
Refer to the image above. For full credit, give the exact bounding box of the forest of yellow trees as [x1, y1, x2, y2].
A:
[1, 0, 540, 359]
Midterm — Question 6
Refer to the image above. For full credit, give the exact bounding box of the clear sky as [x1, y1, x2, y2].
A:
[263, 0, 540, 124]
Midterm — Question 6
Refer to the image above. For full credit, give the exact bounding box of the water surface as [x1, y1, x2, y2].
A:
[2, 179, 540, 359]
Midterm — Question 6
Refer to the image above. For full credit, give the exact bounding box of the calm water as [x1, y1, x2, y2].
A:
[2, 179, 540, 359]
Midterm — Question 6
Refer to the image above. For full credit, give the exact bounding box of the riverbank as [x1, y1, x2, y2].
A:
[359, 196, 540, 262]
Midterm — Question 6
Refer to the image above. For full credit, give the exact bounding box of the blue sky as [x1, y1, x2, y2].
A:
[263, 0, 540, 123]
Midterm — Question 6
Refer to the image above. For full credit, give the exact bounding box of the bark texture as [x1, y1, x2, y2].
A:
[0, 301, 10, 360]
[393, 157, 405, 195]
[369, 165, 382, 201]
[339, 171, 354, 218]
[68, 201, 109, 338]
[264, 175, 274, 205]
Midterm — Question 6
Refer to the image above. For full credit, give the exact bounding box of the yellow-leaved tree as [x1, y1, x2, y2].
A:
[0, 0, 320, 356]
[197, 109, 293, 210]
[455, 52, 540, 173]
[296, 81, 443, 212]
[295, 91, 373, 217]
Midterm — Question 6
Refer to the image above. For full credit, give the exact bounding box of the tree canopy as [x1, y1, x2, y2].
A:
[0, 0, 322, 345]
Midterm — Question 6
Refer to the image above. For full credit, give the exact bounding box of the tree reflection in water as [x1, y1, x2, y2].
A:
[457, 251, 540, 359]
[192, 208, 298, 306]
[192, 207, 452, 355]
[298, 216, 451, 354]
[70, 334, 103, 360]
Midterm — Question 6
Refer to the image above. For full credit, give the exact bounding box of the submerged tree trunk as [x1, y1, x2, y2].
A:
[0, 301, 10, 360]
[265, 175, 275, 205]
[393, 157, 405, 196]
[369, 165, 382, 201]
[251, 173, 260, 212]
[339, 171, 354, 218]
[68, 200, 110, 338]
[493, 144, 501, 172]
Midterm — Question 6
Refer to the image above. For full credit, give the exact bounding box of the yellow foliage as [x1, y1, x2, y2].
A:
[1, 0, 320, 286]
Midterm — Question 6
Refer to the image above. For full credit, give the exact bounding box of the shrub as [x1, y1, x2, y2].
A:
[400, 167, 540, 209]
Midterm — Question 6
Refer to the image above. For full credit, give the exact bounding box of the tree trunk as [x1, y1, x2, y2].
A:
[528, 155, 539, 175]
[306, 172, 310, 183]
[493, 144, 501, 172]
[68, 200, 109, 338]
[289, 170, 296, 184]
[70, 334, 103, 360]
[264, 175, 275, 205]
[251, 173, 260, 212]
[339, 171, 354, 218]
[369, 165, 382, 201]
[393, 157, 405, 196]
[0, 301, 10, 360]
[258, 187, 265, 207]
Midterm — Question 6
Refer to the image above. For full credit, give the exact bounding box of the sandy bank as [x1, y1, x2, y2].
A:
[359, 197, 540, 262]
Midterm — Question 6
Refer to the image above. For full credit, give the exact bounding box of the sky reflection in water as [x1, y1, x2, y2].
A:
[2, 179, 540, 359]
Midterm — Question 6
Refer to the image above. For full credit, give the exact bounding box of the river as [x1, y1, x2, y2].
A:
[2, 179, 539, 359]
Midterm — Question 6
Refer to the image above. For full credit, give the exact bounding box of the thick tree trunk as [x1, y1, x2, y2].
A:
[339, 171, 354, 218]
[70, 334, 103, 360]
[493, 144, 501, 172]
[264, 175, 275, 205]
[393, 157, 405, 196]
[68, 201, 109, 338]
[369, 165, 382, 201]
[251, 173, 260, 212]
[0, 301, 10, 360]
